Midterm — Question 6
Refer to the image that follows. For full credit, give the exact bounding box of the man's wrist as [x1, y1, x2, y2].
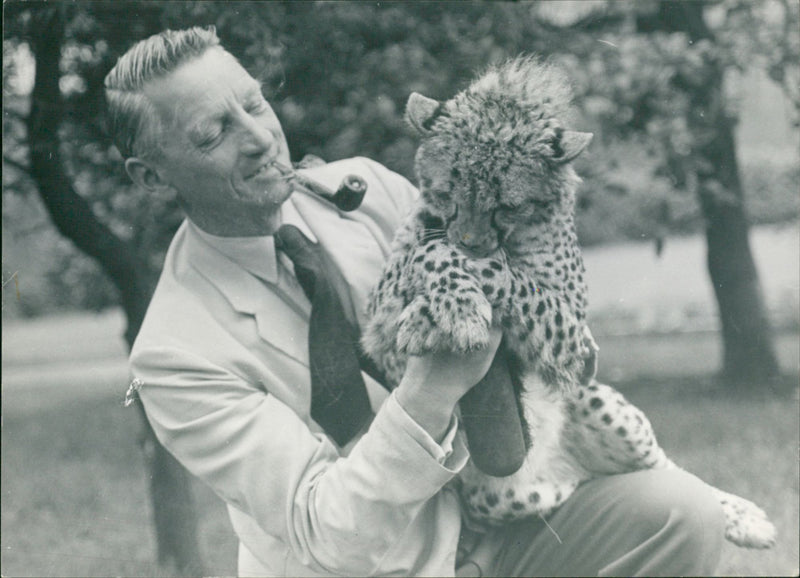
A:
[395, 371, 461, 444]
[394, 330, 502, 443]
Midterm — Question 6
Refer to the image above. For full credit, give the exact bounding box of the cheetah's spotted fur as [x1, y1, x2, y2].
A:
[361, 56, 775, 549]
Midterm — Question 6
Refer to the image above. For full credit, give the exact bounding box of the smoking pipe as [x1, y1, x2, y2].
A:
[272, 161, 367, 211]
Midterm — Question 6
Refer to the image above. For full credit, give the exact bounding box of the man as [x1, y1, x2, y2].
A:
[113, 27, 724, 576]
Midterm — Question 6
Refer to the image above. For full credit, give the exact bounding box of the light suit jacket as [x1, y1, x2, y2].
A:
[130, 157, 470, 577]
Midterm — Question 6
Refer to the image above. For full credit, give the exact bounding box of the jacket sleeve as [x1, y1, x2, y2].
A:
[132, 330, 468, 576]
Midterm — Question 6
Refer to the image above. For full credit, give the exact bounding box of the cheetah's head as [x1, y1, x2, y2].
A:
[406, 56, 592, 258]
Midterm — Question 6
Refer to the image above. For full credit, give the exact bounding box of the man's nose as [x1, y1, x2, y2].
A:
[238, 114, 278, 157]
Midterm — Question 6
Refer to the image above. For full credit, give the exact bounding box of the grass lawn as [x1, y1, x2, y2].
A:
[613, 375, 799, 577]
[1, 389, 239, 577]
[2, 354, 798, 576]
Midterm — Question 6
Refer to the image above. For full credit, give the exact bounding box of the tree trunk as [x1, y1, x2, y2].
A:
[658, 1, 781, 383]
[26, 6, 206, 574]
[694, 106, 781, 383]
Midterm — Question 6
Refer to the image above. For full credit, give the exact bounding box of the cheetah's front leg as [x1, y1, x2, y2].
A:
[480, 264, 593, 386]
[395, 241, 494, 355]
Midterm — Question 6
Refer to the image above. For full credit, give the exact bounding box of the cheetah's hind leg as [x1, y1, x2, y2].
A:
[711, 486, 776, 549]
[564, 383, 776, 549]
[563, 381, 671, 475]
[459, 462, 581, 530]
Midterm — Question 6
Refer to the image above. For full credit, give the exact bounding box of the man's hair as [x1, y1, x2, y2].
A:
[104, 26, 221, 159]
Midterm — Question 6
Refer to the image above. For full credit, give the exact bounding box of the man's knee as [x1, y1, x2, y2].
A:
[625, 469, 723, 535]
[616, 468, 725, 573]
[491, 469, 726, 577]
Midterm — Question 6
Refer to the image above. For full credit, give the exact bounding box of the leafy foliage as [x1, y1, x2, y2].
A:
[2, 0, 797, 316]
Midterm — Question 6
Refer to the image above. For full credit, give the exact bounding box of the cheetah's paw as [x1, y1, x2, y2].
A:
[715, 489, 776, 549]
[396, 295, 492, 355]
[439, 294, 492, 353]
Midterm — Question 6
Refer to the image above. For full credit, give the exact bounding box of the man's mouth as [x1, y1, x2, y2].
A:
[248, 162, 281, 180]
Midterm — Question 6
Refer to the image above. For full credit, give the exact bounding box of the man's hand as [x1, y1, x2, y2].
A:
[395, 328, 503, 443]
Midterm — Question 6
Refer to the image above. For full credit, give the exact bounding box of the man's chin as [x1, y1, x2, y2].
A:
[268, 181, 295, 206]
[242, 179, 293, 206]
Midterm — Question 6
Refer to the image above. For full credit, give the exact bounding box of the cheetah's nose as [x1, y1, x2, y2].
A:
[458, 235, 497, 258]
[459, 234, 480, 250]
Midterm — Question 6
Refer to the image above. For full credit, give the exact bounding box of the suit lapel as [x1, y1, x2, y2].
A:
[185, 224, 310, 365]
[178, 174, 395, 371]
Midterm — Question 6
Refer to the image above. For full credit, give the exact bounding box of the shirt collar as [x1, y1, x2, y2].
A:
[189, 195, 318, 285]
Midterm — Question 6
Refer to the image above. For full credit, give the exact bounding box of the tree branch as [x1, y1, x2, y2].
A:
[3, 155, 31, 174]
[26, 5, 152, 345]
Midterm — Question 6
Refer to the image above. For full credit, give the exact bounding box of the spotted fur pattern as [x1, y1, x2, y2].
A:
[361, 56, 775, 549]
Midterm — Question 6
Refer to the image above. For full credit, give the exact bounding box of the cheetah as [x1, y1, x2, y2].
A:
[361, 56, 775, 549]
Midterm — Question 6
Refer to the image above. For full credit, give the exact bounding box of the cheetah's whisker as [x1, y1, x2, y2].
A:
[419, 230, 446, 242]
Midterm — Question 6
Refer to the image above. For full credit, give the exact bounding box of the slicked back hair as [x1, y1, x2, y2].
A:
[104, 26, 221, 159]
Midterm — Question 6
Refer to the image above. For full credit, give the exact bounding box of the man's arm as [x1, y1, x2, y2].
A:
[132, 328, 496, 576]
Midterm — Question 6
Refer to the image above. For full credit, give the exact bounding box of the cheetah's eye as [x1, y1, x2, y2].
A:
[493, 203, 519, 226]
[497, 203, 518, 213]
[428, 189, 452, 205]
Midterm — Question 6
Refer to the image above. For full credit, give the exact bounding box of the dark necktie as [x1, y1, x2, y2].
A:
[274, 224, 373, 446]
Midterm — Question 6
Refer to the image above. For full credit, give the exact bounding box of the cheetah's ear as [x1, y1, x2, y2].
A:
[552, 130, 593, 164]
[406, 92, 445, 136]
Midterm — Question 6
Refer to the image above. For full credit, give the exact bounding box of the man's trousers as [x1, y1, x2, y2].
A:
[460, 468, 725, 577]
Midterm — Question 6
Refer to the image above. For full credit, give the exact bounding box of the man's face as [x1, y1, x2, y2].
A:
[143, 48, 293, 223]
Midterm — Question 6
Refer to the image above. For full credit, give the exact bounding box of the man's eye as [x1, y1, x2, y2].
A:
[245, 98, 269, 115]
[197, 133, 220, 149]
[196, 122, 228, 150]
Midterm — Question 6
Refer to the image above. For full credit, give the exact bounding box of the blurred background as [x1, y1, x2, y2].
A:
[2, 1, 798, 576]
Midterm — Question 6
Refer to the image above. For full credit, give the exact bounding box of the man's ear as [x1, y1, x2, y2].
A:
[125, 157, 172, 195]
